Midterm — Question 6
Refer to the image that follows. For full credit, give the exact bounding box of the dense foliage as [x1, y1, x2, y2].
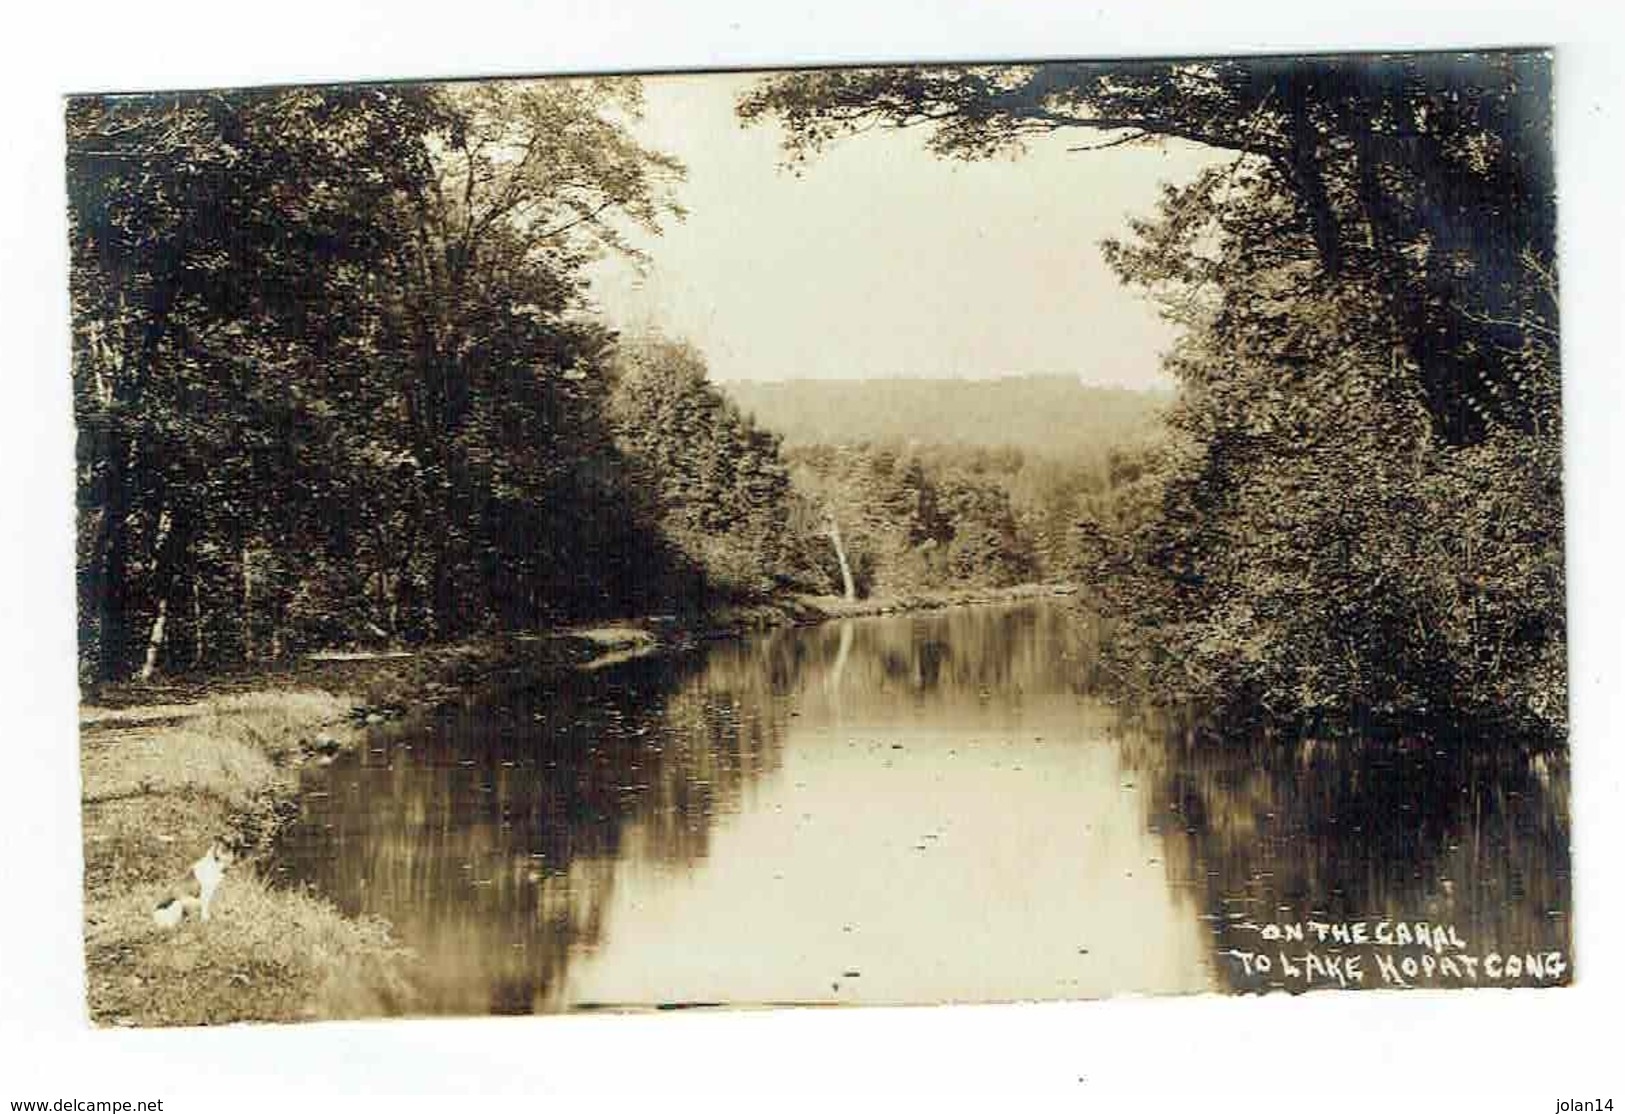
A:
[723, 378, 1167, 596]
[69, 81, 698, 682]
[785, 444, 1040, 597]
[608, 337, 797, 601]
[743, 52, 1564, 749]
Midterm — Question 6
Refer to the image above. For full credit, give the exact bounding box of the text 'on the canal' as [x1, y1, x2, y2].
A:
[1225, 919, 1567, 989]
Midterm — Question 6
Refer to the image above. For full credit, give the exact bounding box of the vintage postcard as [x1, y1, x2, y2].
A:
[67, 51, 1568, 1026]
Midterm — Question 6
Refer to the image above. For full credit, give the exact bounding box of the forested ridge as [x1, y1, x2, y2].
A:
[741, 51, 1564, 750]
[721, 376, 1167, 457]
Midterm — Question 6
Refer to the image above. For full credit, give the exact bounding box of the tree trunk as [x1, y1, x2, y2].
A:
[138, 509, 176, 685]
[1283, 95, 1341, 280]
[826, 514, 857, 601]
[77, 263, 180, 681]
[94, 497, 133, 681]
[138, 596, 169, 682]
[431, 534, 454, 641]
[270, 605, 284, 661]
[389, 572, 404, 643]
[191, 569, 204, 669]
[241, 541, 255, 662]
[90, 430, 136, 681]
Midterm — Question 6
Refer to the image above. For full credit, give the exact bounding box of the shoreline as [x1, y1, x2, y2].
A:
[80, 691, 415, 1026]
[79, 583, 1073, 1025]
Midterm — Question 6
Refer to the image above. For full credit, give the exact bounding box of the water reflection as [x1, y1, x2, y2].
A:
[1118, 724, 1571, 992]
[278, 651, 788, 1014]
[277, 601, 1571, 1013]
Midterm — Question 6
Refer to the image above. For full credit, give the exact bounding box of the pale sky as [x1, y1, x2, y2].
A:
[585, 71, 1228, 387]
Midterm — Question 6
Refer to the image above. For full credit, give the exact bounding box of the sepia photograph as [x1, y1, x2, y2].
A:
[60, 48, 1577, 1030]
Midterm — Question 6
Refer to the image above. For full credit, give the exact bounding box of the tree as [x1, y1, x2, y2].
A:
[69, 86, 443, 679]
[609, 336, 796, 602]
[69, 77, 693, 680]
[362, 78, 686, 638]
[784, 444, 1040, 598]
[1093, 117, 1562, 746]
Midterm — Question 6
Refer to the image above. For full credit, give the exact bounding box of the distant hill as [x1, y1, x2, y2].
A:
[719, 376, 1170, 458]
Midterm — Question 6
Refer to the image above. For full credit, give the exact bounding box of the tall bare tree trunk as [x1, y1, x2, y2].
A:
[135, 506, 180, 682]
[90, 294, 169, 681]
[138, 597, 169, 682]
[826, 514, 857, 601]
[241, 542, 255, 662]
[270, 591, 284, 661]
[191, 570, 204, 669]
[389, 574, 403, 643]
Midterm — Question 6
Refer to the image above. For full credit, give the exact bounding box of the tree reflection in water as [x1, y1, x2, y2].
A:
[278, 650, 789, 1015]
[277, 602, 1570, 1012]
[1116, 719, 1571, 992]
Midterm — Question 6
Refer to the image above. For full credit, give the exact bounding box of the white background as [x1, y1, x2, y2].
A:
[2, 2, 1620, 1110]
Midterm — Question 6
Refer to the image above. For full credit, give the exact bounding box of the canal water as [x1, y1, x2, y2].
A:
[276, 601, 1571, 1014]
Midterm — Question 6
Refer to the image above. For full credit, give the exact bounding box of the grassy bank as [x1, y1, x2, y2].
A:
[79, 629, 649, 1026]
[80, 691, 418, 1026]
